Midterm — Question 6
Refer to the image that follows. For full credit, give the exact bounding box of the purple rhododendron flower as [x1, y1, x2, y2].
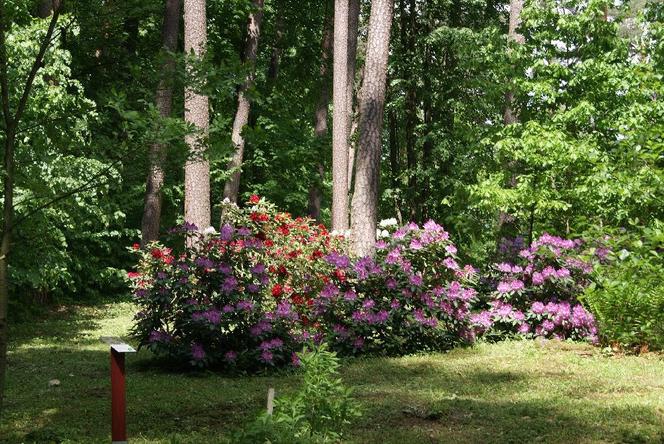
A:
[224, 350, 238, 362]
[556, 267, 571, 278]
[541, 320, 555, 332]
[260, 350, 273, 363]
[531, 301, 545, 314]
[409, 274, 423, 287]
[325, 252, 351, 269]
[195, 257, 214, 268]
[532, 272, 545, 285]
[236, 227, 252, 237]
[236, 300, 254, 311]
[510, 280, 525, 291]
[443, 257, 460, 271]
[251, 263, 266, 275]
[320, 282, 340, 298]
[220, 224, 234, 241]
[221, 276, 238, 295]
[344, 290, 357, 301]
[497, 281, 512, 293]
[385, 247, 402, 265]
[191, 343, 205, 360]
[470, 311, 493, 328]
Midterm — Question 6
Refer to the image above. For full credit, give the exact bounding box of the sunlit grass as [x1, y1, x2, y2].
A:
[2, 303, 663, 443]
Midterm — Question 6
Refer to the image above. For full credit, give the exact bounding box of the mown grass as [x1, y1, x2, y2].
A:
[2, 302, 663, 443]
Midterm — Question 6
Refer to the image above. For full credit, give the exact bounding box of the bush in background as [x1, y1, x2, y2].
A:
[471, 234, 601, 343]
[583, 222, 664, 351]
[129, 196, 477, 369]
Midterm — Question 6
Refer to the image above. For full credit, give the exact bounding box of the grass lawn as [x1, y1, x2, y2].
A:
[2, 302, 663, 443]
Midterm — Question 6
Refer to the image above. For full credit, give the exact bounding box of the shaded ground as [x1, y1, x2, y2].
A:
[2, 303, 663, 443]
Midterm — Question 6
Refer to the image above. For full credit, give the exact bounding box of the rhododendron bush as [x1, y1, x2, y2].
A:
[128, 196, 477, 369]
[471, 234, 602, 343]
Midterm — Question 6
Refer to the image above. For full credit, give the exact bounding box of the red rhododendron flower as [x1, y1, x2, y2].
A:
[264, 239, 274, 247]
[249, 194, 260, 204]
[277, 225, 290, 236]
[271, 284, 283, 297]
[127, 271, 141, 279]
[132, 243, 140, 250]
[151, 248, 163, 259]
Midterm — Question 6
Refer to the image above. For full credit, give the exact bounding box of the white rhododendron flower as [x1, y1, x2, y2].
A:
[379, 218, 398, 228]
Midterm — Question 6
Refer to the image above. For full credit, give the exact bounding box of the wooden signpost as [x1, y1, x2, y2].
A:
[100, 337, 136, 444]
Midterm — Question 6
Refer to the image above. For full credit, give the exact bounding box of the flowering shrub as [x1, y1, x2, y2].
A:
[128, 196, 477, 369]
[471, 234, 600, 343]
[316, 220, 478, 355]
[129, 224, 303, 368]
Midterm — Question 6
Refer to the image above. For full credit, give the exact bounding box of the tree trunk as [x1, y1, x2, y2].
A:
[331, 0, 351, 231]
[0, 0, 62, 414]
[37, 0, 53, 18]
[388, 107, 403, 224]
[350, 0, 393, 256]
[267, 13, 284, 85]
[141, 0, 181, 247]
[184, 0, 211, 235]
[222, 0, 264, 207]
[498, 0, 525, 245]
[344, 0, 361, 193]
[308, 10, 334, 222]
[399, 0, 418, 220]
[503, 0, 524, 125]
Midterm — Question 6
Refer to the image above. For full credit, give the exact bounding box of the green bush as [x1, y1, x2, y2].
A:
[583, 223, 664, 351]
[236, 343, 361, 443]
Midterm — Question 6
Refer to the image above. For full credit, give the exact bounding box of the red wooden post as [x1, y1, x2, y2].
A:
[101, 337, 135, 444]
[111, 348, 127, 444]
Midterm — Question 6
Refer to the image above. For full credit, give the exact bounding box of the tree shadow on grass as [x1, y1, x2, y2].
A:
[8, 304, 124, 349]
[347, 358, 664, 444]
[3, 343, 664, 444]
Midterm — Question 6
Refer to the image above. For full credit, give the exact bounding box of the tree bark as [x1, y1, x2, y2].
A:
[222, 0, 264, 207]
[503, 0, 524, 125]
[331, 0, 350, 231]
[37, 0, 53, 18]
[345, 0, 361, 193]
[308, 10, 334, 222]
[399, 0, 418, 220]
[350, 0, 393, 256]
[141, 0, 181, 247]
[184, 0, 211, 236]
[0, 0, 62, 414]
[498, 0, 525, 246]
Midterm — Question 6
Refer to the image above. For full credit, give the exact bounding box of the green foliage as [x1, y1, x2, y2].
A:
[236, 343, 361, 444]
[3, 12, 131, 306]
[583, 221, 664, 350]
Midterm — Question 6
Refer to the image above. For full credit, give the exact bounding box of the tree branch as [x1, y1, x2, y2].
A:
[13, 0, 62, 126]
[0, 0, 11, 128]
[12, 157, 122, 230]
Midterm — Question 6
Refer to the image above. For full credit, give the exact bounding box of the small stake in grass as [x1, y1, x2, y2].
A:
[100, 337, 136, 444]
[267, 388, 275, 415]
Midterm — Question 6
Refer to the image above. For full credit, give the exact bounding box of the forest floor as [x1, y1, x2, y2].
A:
[2, 302, 663, 443]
